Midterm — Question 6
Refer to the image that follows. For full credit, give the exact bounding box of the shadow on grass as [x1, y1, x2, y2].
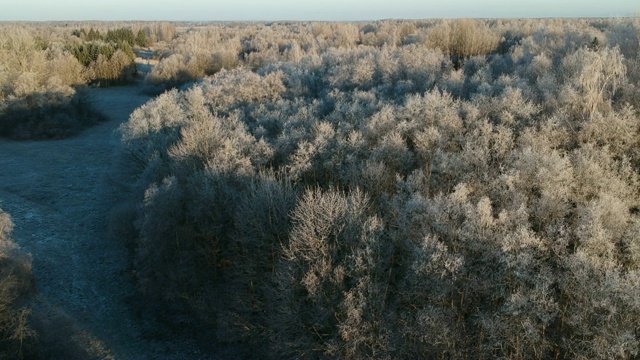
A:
[29, 298, 112, 360]
[0, 89, 108, 141]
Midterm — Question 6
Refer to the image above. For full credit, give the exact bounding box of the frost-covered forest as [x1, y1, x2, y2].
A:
[2, 18, 640, 359]
[117, 18, 640, 359]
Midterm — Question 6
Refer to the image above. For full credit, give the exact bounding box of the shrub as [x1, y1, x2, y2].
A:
[217, 174, 297, 349]
[270, 188, 393, 358]
[426, 19, 500, 64]
[560, 46, 626, 118]
[0, 209, 36, 359]
[90, 49, 136, 85]
[143, 53, 195, 91]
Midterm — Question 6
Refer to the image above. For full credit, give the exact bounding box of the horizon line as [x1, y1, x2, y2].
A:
[1, 15, 637, 23]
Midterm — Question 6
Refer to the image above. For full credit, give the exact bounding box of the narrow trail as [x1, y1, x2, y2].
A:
[0, 85, 198, 359]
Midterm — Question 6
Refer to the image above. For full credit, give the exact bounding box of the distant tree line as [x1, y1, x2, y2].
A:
[73, 27, 150, 48]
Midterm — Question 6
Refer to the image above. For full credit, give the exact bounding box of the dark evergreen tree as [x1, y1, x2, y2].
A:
[135, 29, 150, 47]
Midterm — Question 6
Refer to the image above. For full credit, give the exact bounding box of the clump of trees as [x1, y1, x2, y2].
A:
[0, 209, 36, 359]
[73, 24, 172, 47]
[0, 25, 123, 139]
[117, 18, 640, 359]
[67, 27, 139, 86]
[142, 19, 501, 93]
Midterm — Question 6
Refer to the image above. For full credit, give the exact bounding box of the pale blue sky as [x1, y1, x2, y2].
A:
[1, 0, 638, 21]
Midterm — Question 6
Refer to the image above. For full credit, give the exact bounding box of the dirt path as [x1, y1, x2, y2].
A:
[0, 86, 199, 359]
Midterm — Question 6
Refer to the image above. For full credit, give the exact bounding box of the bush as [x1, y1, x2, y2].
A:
[426, 19, 500, 65]
[270, 188, 393, 358]
[90, 49, 136, 85]
[0, 209, 36, 359]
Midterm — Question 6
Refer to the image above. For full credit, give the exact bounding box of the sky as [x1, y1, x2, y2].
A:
[0, 0, 638, 21]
